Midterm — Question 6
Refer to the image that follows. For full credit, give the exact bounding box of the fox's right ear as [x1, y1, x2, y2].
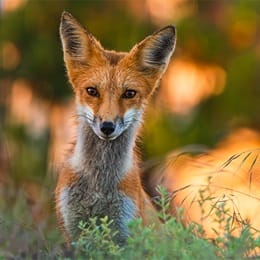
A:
[60, 11, 105, 66]
[128, 26, 176, 76]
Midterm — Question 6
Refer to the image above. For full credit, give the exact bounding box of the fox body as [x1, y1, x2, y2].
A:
[55, 11, 176, 243]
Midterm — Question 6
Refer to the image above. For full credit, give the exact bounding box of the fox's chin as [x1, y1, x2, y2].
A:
[97, 134, 119, 141]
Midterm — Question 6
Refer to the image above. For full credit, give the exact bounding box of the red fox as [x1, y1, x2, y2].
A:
[55, 11, 176, 244]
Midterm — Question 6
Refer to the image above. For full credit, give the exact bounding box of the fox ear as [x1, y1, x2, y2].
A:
[131, 26, 176, 73]
[60, 11, 104, 65]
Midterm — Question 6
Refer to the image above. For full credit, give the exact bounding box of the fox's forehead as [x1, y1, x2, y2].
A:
[75, 62, 147, 92]
[103, 50, 127, 66]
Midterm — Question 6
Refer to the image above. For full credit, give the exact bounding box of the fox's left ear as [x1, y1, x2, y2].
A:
[59, 11, 105, 66]
[130, 26, 176, 74]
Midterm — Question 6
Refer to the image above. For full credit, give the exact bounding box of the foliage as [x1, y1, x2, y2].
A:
[0, 183, 259, 259]
[70, 187, 260, 260]
[72, 217, 123, 259]
[0, 186, 63, 259]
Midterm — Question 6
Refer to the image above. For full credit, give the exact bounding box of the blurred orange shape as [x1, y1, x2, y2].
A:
[161, 59, 226, 114]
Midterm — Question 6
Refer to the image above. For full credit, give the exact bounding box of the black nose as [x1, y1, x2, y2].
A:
[100, 121, 115, 136]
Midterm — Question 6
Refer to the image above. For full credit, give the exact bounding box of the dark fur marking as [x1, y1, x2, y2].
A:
[104, 51, 126, 66]
[148, 34, 174, 66]
[150, 36, 173, 65]
[61, 20, 83, 57]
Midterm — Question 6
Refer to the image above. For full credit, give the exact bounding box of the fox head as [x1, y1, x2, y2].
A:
[60, 11, 176, 140]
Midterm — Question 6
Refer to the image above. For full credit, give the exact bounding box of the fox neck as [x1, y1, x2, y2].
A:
[70, 117, 139, 191]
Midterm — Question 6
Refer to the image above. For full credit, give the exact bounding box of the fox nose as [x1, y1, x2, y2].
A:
[100, 121, 115, 136]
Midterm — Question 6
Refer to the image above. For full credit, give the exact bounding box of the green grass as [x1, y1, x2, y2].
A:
[70, 187, 260, 259]
[0, 186, 259, 259]
[0, 185, 64, 259]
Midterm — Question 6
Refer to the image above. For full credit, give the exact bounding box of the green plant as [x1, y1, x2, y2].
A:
[69, 184, 260, 259]
[72, 217, 123, 259]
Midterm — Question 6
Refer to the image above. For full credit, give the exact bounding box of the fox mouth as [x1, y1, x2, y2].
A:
[97, 133, 120, 141]
[91, 122, 126, 141]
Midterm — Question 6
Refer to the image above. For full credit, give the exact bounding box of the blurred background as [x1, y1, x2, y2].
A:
[1, 0, 260, 256]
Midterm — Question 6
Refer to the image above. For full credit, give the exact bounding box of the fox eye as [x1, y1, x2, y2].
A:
[86, 87, 99, 97]
[122, 89, 137, 99]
